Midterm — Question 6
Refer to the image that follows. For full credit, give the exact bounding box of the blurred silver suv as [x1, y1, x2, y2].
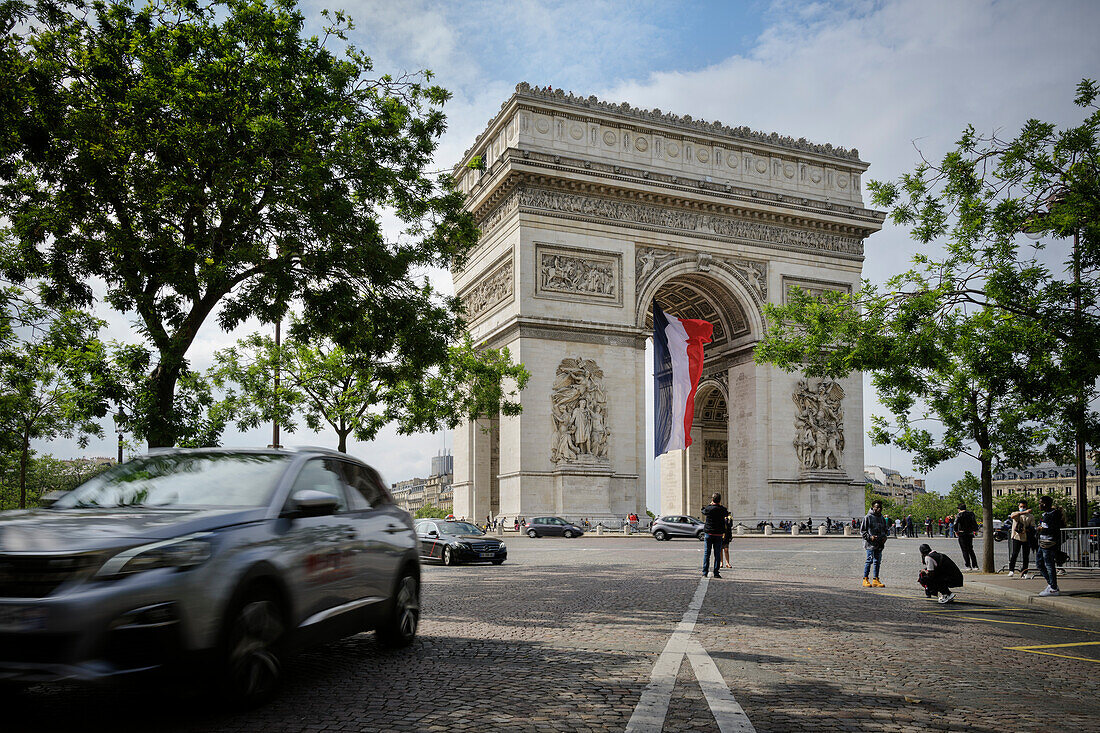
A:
[0, 447, 419, 703]
[651, 515, 706, 541]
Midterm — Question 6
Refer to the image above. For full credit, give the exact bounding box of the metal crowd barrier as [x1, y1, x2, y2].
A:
[1061, 527, 1100, 569]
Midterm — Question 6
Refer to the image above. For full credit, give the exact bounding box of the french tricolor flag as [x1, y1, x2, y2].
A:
[653, 300, 713, 457]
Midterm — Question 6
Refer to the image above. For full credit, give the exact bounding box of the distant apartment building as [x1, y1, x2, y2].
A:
[391, 452, 453, 515]
[992, 461, 1099, 500]
[864, 465, 928, 502]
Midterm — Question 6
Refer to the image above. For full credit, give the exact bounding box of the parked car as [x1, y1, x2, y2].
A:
[415, 520, 506, 565]
[0, 447, 420, 704]
[525, 517, 584, 538]
[651, 515, 706, 541]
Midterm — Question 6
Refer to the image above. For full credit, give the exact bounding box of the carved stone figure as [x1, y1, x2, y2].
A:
[551, 357, 610, 463]
[793, 379, 845, 470]
[636, 247, 676, 283]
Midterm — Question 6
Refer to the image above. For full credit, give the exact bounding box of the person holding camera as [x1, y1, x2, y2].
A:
[701, 493, 729, 578]
[1007, 499, 1036, 578]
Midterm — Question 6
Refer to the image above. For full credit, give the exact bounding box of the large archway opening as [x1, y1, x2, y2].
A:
[641, 269, 760, 519]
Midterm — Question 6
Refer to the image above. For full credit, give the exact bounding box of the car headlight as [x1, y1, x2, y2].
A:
[97, 534, 213, 579]
[498, 543, 506, 550]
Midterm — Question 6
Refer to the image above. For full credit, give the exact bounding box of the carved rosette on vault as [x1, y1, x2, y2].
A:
[550, 357, 610, 464]
[793, 379, 845, 472]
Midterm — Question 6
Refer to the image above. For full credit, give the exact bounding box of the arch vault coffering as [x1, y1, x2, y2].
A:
[449, 83, 883, 525]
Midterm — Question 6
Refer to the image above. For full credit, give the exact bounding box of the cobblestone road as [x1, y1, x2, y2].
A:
[8, 536, 1099, 732]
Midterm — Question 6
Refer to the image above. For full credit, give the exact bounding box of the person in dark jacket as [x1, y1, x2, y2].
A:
[700, 493, 729, 578]
[860, 500, 889, 587]
[918, 543, 963, 603]
[954, 503, 979, 570]
[1036, 495, 1064, 596]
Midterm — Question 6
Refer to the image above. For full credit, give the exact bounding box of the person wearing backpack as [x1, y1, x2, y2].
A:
[1036, 495, 1065, 596]
[919, 543, 963, 603]
[955, 503, 979, 570]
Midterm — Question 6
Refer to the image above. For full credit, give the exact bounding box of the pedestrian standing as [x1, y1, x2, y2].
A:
[924, 517, 933, 538]
[955, 503, 979, 570]
[701, 493, 729, 578]
[1007, 499, 1035, 578]
[721, 514, 734, 569]
[894, 517, 902, 538]
[861, 500, 889, 587]
[1036, 495, 1064, 596]
[918, 543, 963, 603]
[946, 515, 955, 538]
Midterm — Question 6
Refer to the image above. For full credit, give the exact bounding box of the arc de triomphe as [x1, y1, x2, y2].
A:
[451, 83, 883, 525]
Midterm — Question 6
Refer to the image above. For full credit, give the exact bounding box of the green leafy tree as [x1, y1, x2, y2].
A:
[414, 504, 448, 519]
[213, 325, 528, 452]
[108, 342, 227, 449]
[947, 472, 982, 513]
[757, 82, 1100, 571]
[0, 453, 113, 510]
[0, 300, 110, 508]
[867, 79, 1100, 526]
[1, 0, 478, 448]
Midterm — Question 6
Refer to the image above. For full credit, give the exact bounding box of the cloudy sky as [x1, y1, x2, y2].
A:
[46, 0, 1100, 509]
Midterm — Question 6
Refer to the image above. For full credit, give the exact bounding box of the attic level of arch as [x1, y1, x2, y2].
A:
[464, 149, 883, 242]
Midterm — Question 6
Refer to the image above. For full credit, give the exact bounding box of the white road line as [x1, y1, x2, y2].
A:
[625, 577, 755, 733]
[686, 639, 756, 733]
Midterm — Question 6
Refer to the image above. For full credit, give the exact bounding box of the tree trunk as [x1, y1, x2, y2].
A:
[337, 430, 348, 453]
[146, 361, 183, 448]
[18, 427, 30, 510]
[980, 449, 995, 573]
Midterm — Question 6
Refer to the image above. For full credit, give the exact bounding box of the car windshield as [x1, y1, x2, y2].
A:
[444, 522, 483, 535]
[54, 452, 290, 509]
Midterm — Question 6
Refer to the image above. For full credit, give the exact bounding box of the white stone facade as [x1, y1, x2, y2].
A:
[451, 84, 884, 525]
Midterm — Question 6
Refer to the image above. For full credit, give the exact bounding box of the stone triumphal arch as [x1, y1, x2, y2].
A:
[450, 83, 884, 525]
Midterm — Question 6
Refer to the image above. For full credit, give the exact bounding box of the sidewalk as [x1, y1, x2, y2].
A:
[968, 571, 1100, 622]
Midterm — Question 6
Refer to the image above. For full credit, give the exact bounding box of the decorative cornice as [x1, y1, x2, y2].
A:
[464, 82, 863, 163]
[495, 185, 864, 258]
[470, 148, 884, 232]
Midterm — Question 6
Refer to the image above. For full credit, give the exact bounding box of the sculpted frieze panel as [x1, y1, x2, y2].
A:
[550, 357, 610, 465]
[460, 254, 513, 322]
[518, 187, 863, 256]
[535, 244, 622, 306]
[704, 440, 728, 462]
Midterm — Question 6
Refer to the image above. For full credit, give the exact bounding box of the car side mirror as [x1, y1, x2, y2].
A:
[287, 489, 340, 518]
[39, 490, 69, 508]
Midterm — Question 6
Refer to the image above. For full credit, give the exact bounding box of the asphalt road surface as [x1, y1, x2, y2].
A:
[7, 535, 1099, 732]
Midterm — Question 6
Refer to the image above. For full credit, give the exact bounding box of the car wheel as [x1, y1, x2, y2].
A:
[442, 546, 456, 566]
[527, 529, 538, 538]
[563, 529, 574, 538]
[491, 559, 505, 565]
[654, 529, 668, 541]
[222, 586, 285, 707]
[376, 572, 419, 648]
[697, 531, 706, 541]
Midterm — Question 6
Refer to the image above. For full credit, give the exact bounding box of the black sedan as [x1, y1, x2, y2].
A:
[415, 520, 507, 566]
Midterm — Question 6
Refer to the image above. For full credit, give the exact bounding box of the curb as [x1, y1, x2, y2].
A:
[967, 579, 1100, 622]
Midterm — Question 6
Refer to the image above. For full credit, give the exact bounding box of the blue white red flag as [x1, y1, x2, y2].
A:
[653, 300, 713, 457]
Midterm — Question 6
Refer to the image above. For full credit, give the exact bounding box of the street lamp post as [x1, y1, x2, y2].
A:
[115, 408, 127, 464]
